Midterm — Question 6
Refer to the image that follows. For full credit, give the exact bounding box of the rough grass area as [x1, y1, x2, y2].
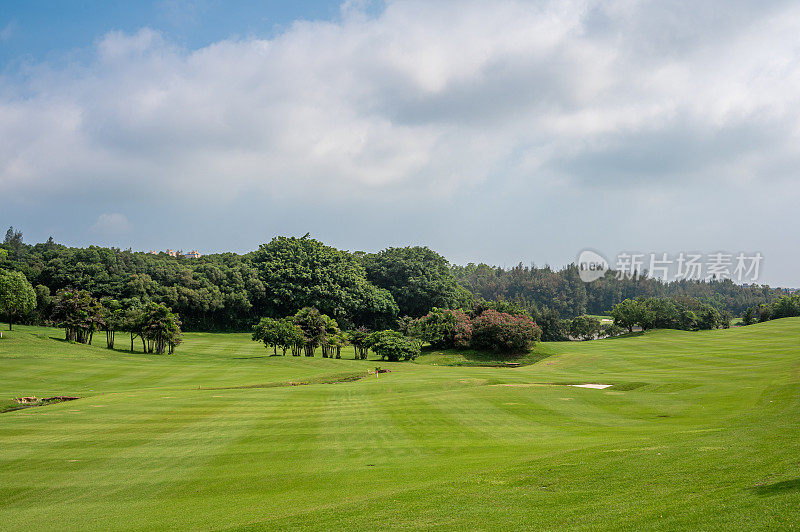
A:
[1, 321, 799, 529]
[0, 400, 20, 414]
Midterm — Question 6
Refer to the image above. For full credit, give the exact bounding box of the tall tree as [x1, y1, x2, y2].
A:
[0, 270, 36, 330]
[362, 246, 466, 317]
[51, 289, 104, 343]
[141, 302, 182, 354]
[611, 299, 640, 333]
[3, 227, 24, 252]
[252, 236, 398, 328]
[293, 307, 327, 357]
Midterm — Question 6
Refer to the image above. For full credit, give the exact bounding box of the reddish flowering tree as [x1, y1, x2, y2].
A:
[470, 309, 541, 354]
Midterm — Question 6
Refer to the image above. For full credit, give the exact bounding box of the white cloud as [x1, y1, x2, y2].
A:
[2, 0, 800, 205]
[90, 213, 133, 234]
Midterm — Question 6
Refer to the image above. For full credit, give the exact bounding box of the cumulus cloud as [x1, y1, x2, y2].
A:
[90, 213, 133, 234]
[2, 0, 800, 205]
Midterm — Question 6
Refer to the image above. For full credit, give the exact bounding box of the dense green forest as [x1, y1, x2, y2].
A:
[451, 262, 784, 318]
[0, 228, 786, 331]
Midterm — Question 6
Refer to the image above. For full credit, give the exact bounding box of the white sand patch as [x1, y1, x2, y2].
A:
[570, 384, 612, 389]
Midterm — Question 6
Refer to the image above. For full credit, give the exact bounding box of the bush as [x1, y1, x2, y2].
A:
[369, 330, 420, 361]
[570, 315, 601, 341]
[601, 322, 625, 337]
[535, 307, 570, 341]
[409, 308, 472, 348]
[470, 309, 541, 354]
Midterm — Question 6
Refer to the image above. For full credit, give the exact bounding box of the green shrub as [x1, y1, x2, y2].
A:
[368, 330, 420, 361]
[570, 315, 602, 340]
[408, 308, 471, 348]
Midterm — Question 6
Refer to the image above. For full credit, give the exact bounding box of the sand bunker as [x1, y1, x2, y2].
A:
[570, 384, 612, 389]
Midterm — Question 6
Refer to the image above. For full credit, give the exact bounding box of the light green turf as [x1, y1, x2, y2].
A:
[1, 320, 799, 530]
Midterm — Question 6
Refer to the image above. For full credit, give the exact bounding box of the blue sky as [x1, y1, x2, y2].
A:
[2, 0, 799, 286]
[1, 1, 343, 66]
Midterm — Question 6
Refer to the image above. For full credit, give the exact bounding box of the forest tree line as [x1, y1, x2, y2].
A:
[0, 227, 788, 333]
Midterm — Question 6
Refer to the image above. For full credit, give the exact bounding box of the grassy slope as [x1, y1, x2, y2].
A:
[0, 321, 799, 530]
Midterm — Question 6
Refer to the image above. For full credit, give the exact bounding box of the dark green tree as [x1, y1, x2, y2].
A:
[346, 327, 372, 360]
[742, 306, 756, 326]
[569, 315, 601, 341]
[3, 227, 24, 252]
[0, 270, 36, 330]
[362, 246, 466, 317]
[252, 236, 398, 329]
[100, 298, 124, 349]
[611, 299, 640, 333]
[369, 330, 420, 361]
[52, 289, 104, 343]
[141, 302, 182, 354]
[253, 316, 304, 356]
[293, 307, 327, 357]
[534, 307, 570, 341]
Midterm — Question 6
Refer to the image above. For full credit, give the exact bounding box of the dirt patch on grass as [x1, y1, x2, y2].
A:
[2, 396, 80, 414]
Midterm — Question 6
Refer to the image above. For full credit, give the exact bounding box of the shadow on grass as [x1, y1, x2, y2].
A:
[752, 478, 800, 496]
[416, 343, 554, 367]
[204, 371, 370, 390]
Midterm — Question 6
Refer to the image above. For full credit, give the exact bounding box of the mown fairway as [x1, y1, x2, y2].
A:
[1, 320, 799, 530]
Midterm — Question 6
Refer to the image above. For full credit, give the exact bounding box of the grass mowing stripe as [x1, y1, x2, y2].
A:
[0, 320, 798, 529]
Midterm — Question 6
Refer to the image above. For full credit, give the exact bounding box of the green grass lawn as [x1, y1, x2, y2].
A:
[1, 320, 799, 529]
[586, 314, 613, 321]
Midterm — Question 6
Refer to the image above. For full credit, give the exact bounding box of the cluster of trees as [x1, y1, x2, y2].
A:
[51, 289, 183, 354]
[2, 229, 790, 338]
[610, 297, 729, 332]
[743, 293, 800, 325]
[253, 307, 345, 358]
[1, 231, 465, 332]
[566, 315, 625, 341]
[0, 250, 185, 352]
[252, 307, 420, 361]
[451, 262, 784, 319]
[406, 307, 541, 354]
